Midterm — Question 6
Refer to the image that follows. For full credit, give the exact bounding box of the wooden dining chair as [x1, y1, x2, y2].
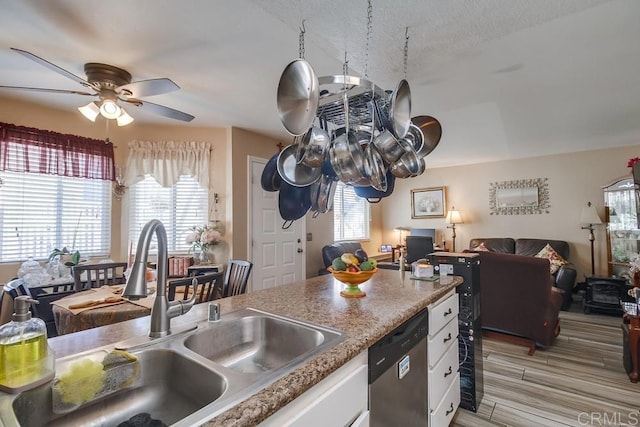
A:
[220, 260, 253, 298]
[73, 262, 128, 292]
[168, 272, 224, 304]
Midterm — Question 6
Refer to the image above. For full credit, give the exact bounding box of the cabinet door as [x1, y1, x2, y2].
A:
[260, 352, 367, 427]
[603, 176, 640, 278]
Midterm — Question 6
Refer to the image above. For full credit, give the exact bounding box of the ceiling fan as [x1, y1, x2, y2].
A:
[0, 48, 194, 126]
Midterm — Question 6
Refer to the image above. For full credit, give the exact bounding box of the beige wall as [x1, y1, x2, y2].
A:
[229, 128, 284, 261]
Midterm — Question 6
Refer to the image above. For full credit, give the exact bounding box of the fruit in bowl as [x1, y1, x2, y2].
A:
[329, 251, 378, 297]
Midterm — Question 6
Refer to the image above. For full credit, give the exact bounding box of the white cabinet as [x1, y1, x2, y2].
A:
[427, 290, 460, 425]
[260, 351, 368, 427]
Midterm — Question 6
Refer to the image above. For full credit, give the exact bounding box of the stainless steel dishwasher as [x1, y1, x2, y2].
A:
[369, 309, 429, 427]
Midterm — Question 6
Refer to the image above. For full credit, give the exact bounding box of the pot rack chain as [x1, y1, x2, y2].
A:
[403, 27, 410, 80]
[299, 20, 306, 59]
[364, 0, 373, 78]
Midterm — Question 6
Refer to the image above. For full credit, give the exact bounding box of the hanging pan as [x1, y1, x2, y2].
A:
[261, 152, 282, 192]
[277, 143, 321, 187]
[354, 170, 395, 203]
[279, 181, 312, 229]
[412, 115, 442, 158]
[276, 58, 320, 136]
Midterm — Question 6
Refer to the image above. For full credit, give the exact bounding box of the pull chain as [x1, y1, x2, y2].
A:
[403, 26, 410, 80]
[364, 0, 373, 78]
[298, 20, 306, 59]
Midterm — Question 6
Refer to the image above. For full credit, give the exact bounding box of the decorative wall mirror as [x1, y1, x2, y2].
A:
[489, 178, 550, 215]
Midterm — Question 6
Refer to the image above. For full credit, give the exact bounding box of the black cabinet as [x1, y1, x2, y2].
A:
[583, 276, 633, 315]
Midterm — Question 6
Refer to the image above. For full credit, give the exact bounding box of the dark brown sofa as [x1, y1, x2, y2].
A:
[469, 237, 577, 310]
[475, 251, 562, 353]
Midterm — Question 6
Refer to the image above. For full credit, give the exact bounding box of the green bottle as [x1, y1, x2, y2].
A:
[0, 296, 55, 393]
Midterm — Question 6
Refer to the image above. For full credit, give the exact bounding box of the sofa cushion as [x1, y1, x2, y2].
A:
[535, 243, 569, 274]
[515, 238, 570, 260]
[470, 242, 490, 252]
[468, 238, 515, 253]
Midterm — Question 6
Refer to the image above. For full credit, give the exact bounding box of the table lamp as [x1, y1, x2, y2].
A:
[580, 201, 602, 276]
[394, 226, 410, 248]
[446, 207, 463, 252]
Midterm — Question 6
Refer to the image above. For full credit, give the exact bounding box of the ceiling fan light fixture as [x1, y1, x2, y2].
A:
[99, 99, 121, 119]
[116, 108, 134, 126]
[78, 101, 100, 121]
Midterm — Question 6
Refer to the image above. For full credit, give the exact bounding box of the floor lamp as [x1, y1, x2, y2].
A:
[446, 207, 463, 252]
[580, 201, 602, 276]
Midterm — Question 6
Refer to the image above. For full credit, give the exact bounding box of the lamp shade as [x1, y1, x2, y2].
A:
[78, 102, 100, 122]
[446, 207, 463, 224]
[580, 202, 602, 225]
[116, 108, 134, 126]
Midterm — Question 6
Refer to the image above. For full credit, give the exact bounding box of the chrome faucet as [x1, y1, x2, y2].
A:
[123, 219, 199, 338]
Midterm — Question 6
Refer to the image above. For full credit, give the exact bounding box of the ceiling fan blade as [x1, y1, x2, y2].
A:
[0, 85, 95, 96]
[11, 48, 91, 88]
[126, 98, 194, 122]
[118, 78, 180, 98]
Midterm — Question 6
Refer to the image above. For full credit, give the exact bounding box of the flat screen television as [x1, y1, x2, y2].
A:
[410, 228, 436, 241]
[405, 236, 434, 264]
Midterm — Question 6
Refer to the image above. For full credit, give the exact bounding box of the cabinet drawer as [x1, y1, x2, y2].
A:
[430, 373, 460, 427]
[429, 292, 459, 335]
[428, 341, 459, 409]
[428, 317, 458, 368]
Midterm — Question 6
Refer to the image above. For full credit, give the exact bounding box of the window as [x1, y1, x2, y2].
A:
[333, 182, 370, 241]
[129, 175, 208, 253]
[0, 171, 111, 262]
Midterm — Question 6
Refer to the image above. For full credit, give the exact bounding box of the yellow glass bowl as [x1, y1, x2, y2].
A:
[328, 267, 378, 285]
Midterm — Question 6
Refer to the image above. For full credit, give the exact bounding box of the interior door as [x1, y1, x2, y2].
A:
[249, 157, 305, 292]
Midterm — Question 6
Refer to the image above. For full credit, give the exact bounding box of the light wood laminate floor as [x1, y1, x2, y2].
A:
[452, 304, 640, 426]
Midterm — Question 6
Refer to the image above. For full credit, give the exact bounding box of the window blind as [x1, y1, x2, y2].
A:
[333, 182, 370, 241]
[0, 170, 111, 262]
[129, 175, 208, 253]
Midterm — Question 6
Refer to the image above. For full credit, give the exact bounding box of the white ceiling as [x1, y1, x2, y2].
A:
[1, 0, 639, 168]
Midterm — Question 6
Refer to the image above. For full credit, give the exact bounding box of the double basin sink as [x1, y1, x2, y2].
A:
[0, 308, 344, 426]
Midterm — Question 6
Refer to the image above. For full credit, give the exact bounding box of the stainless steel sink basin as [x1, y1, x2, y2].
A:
[0, 307, 344, 426]
[7, 348, 227, 426]
[184, 314, 329, 373]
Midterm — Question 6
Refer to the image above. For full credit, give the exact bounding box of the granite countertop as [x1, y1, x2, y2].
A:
[49, 269, 461, 426]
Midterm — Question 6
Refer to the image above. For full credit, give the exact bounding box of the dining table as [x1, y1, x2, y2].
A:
[51, 284, 155, 335]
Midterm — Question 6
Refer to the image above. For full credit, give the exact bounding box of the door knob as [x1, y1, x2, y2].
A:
[297, 248, 304, 253]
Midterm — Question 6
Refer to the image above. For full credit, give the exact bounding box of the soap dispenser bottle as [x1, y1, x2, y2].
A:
[0, 296, 55, 393]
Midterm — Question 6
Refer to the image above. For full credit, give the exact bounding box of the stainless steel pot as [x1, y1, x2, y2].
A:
[389, 79, 412, 139]
[372, 129, 405, 164]
[389, 147, 422, 178]
[412, 115, 442, 158]
[402, 123, 424, 156]
[277, 143, 321, 187]
[310, 174, 337, 218]
[365, 143, 387, 192]
[277, 59, 320, 136]
[328, 132, 371, 187]
[297, 125, 330, 168]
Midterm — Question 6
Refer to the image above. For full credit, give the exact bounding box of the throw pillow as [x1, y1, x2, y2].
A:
[535, 243, 568, 274]
[472, 242, 490, 252]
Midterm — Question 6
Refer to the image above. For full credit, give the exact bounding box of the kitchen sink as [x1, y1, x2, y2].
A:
[8, 348, 227, 426]
[184, 313, 330, 373]
[0, 308, 343, 426]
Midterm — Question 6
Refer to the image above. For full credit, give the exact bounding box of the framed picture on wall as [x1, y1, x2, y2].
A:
[411, 187, 447, 218]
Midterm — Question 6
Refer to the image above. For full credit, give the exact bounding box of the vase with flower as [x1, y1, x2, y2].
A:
[186, 221, 223, 264]
[629, 254, 640, 288]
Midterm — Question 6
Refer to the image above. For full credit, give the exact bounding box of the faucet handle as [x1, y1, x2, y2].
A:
[208, 302, 220, 322]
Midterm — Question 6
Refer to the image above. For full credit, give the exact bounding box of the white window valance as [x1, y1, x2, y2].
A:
[125, 140, 212, 188]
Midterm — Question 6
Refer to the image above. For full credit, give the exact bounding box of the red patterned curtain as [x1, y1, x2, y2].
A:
[0, 122, 115, 181]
